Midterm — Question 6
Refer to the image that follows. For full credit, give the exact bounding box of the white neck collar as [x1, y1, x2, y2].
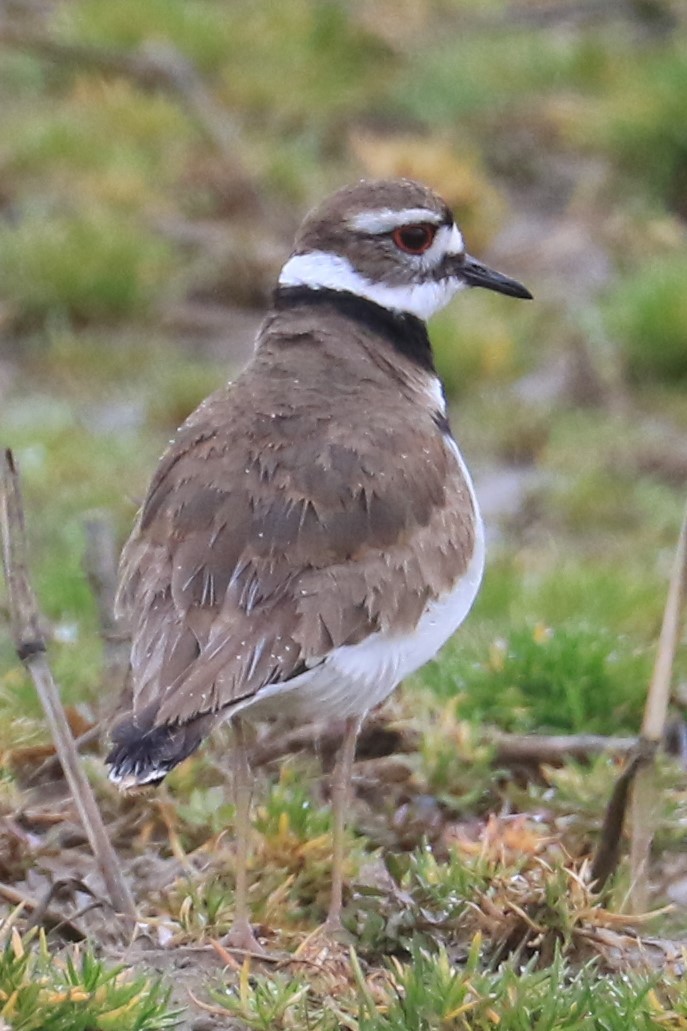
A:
[278, 250, 465, 322]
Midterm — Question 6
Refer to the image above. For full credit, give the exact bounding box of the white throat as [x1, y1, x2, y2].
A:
[278, 250, 466, 321]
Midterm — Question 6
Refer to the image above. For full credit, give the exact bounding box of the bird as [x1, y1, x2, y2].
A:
[106, 178, 531, 951]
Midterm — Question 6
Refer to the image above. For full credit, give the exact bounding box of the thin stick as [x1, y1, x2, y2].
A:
[490, 731, 636, 766]
[248, 718, 638, 771]
[0, 881, 85, 942]
[629, 497, 687, 912]
[590, 745, 650, 892]
[0, 449, 137, 926]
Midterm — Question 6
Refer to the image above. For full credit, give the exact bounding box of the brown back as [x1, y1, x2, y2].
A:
[116, 299, 476, 728]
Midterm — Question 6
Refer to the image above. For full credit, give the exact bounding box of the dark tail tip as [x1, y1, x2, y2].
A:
[106, 715, 207, 788]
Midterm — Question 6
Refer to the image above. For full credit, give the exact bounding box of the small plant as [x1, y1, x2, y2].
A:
[252, 762, 359, 928]
[0, 919, 180, 1030]
[254, 762, 333, 845]
[358, 943, 669, 1031]
[347, 845, 500, 957]
[166, 874, 237, 939]
[173, 784, 236, 842]
[208, 961, 312, 1031]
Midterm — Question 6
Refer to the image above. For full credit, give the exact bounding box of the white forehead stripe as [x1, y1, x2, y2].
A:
[444, 223, 465, 256]
[279, 250, 466, 321]
[349, 207, 444, 234]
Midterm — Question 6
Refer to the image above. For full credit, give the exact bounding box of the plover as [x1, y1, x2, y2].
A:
[107, 178, 531, 950]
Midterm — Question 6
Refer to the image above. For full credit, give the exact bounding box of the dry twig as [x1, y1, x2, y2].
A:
[249, 719, 640, 771]
[0, 880, 85, 942]
[490, 731, 635, 765]
[590, 747, 649, 892]
[0, 449, 137, 927]
[629, 498, 687, 912]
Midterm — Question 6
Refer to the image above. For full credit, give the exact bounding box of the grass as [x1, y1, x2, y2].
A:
[0, 922, 178, 1030]
[3, 83, 189, 194]
[430, 621, 651, 735]
[56, 0, 237, 73]
[581, 44, 687, 210]
[0, 206, 175, 326]
[357, 947, 673, 1031]
[603, 252, 687, 383]
[393, 25, 609, 125]
[206, 941, 687, 1030]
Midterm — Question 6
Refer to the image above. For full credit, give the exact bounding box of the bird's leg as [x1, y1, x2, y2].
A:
[224, 717, 264, 954]
[324, 714, 362, 934]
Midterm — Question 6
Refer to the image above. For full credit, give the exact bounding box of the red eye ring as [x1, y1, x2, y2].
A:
[391, 223, 437, 255]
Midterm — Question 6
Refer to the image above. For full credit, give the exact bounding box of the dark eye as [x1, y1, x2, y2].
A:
[391, 224, 437, 254]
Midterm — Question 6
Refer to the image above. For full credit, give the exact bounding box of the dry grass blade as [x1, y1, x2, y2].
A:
[629, 495, 687, 913]
[0, 448, 137, 928]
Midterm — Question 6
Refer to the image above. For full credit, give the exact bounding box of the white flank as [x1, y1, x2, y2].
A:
[279, 250, 466, 321]
[425, 374, 447, 413]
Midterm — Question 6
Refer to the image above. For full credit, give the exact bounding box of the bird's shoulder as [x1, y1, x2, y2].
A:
[128, 365, 460, 577]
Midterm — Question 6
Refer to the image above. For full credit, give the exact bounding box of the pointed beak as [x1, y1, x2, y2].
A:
[452, 254, 532, 300]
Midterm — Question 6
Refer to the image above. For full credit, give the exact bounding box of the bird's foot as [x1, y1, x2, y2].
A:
[321, 911, 348, 939]
[292, 914, 352, 968]
[221, 918, 267, 957]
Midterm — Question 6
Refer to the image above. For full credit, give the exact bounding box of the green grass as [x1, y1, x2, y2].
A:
[358, 946, 672, 1031]
[3, 86, 189, 192]
[207, 941, 687, 1031]
[583, 44, 687, 210]
[0, 206, 175, 326]
[56, 0, 240, 73]
[393, 24, 611, 125]
[0, 925, 179, 1030]
[427, 621, 650, 735]
[417, 547, 663, 739]
[603, 252, 687, 383]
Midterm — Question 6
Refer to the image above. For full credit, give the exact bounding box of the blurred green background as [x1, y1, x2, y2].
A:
[1, 0, 686, 747]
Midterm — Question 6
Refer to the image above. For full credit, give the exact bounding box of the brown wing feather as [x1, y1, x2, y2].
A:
[116, 309, 476, 729]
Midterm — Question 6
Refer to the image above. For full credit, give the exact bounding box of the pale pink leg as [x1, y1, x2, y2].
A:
[324, 715, 362, 933]
[224, 717, 264, 953]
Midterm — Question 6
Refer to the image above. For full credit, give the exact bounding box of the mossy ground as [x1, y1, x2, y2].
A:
[1, 1, 687, 1027]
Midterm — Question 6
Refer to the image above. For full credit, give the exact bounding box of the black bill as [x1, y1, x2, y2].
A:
[460, 255, 532, 300]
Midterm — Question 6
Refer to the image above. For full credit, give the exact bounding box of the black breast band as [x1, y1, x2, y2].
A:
[273, 285, 436, 374]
